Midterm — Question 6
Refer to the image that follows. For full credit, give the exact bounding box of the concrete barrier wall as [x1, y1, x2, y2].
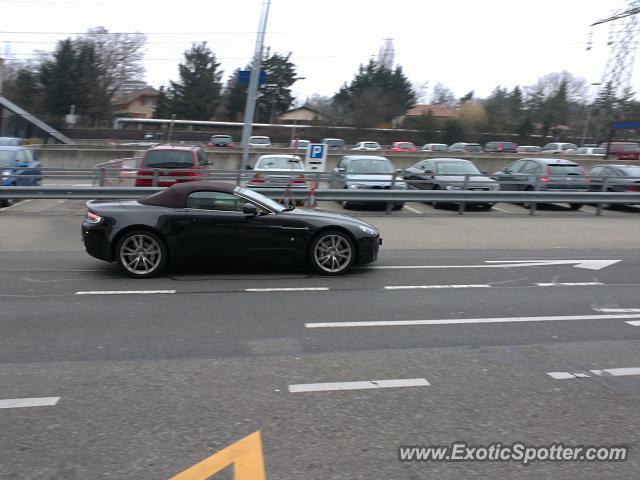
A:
[33, 146, 635, 173]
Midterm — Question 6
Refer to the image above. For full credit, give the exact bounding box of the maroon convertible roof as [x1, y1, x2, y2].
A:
[139, 181, 237, 208]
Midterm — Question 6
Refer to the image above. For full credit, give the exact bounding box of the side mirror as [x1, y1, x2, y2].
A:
[243, 203, 257, 216]
[481, 170, 488, 174]
[336, 167, 346, 173]
[396, 169, 403, 174]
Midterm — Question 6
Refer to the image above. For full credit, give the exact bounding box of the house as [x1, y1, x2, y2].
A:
[393, 104, 456, 127]
[277, 106, 328, 124]
[110, 86, 160, 119]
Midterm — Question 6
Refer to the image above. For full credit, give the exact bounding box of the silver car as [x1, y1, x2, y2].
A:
[330, 155, 406, 210]
[403, 158, 499, 209]
[246, 155, 308, 192]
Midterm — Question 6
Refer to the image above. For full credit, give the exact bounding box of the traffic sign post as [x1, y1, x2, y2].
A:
[305, 143, 327, 172]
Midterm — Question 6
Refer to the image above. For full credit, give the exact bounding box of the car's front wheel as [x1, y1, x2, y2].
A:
[309, 230, 355, 275]
[115, 230, 167, 278]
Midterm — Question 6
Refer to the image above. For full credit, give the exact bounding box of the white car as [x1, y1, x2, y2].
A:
[248, 136, 272, 148]
[516, 145, 542, 153]
[541, 142, 577, 154]
[421, 143, 448, 152]
[575, 146, 606, 156]
[290, 139, 310, 150]
[352, 141, 382, 151]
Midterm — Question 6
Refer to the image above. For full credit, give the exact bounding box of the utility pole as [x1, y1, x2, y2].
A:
[240, 0, 271, 169]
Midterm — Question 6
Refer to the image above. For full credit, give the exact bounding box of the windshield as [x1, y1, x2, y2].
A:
[465, 144, 481, 151]
[432, 144, 448, 151]
[250, 137, 271, 144]
[435, 161, 481, 175]
[0, 151, 16, 165]
[256, 156, 304, 170]
[364, 143, 379, 148]
[548, 164, 582, 175]
[620, 166, 640, 175]
[236, 186, 286, 212]
[211, 136, 231, 143]
[592, 148, 606, 154]
[324, 139, 344, 147]
[347, 159, 394, 174]
[143, 150, 194, 168]
[397, 143, 414, 149]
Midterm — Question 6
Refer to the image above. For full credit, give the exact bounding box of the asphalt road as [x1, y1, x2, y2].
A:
[0, 199, 639, 479]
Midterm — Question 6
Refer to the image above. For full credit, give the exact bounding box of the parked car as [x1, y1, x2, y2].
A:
[403, 158, 498, 209]
[329, 155, 406, 210]
[82, 181, 381, 277]
[493, 158, 588, 209]
[321, 138, 345, 150]
[587, 164, 640, 208]
[516, 145, 542, 153]
[290, 139, 310, 150]
[449, 142, 482, 153]
[420, 143, 448, 152]
[0, 146, 42, 207]
[134, 144, 210, 187]
[541, 142, 578, 154]
[208, 134, 234, 148]
[575, 147, 606, 156]
[246, 155, 308, 200]
[388, 141, 417, 152]
[484, 141, 517, 153]
[248, 136, 272, 148]
[599, 142, 640, 160]
[352, 141, 382, 151]
[0, 137, 22, 146]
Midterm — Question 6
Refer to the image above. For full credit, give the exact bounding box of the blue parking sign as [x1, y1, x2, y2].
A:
[305, 143, 328, 171]
[309, 144, 326, 159]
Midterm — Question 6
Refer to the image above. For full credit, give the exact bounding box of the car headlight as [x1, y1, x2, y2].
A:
[445, 185, 462, 190]
[358, 225, 378, 235]
[393, 181, 407, 189]
[1, 170, 11, 179]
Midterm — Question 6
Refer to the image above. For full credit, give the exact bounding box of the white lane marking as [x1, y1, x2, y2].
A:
[594, 307, 640, 313]
[288, 378, 430, 393]
[369, 260, 620, 271]
[547, 367, 640, 380]
[384, 284, 490, 290]
[536, 282, 603, 286]
[492, 206, 514, 214]
[305, 313, 640, 329]
[403, 205, 423, 214]
[0, 396, 60, 409]
[625, 320, 640, 326]
[245, 287, 329, 292]
[75, 290, 176, 295]
[0, 199, 31, 211]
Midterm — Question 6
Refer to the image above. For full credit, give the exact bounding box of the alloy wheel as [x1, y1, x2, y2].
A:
[119, 233, 162, 275]
[314, 234, 353, 273]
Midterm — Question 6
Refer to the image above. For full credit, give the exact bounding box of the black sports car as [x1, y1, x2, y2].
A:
[82, 181, 381, 277]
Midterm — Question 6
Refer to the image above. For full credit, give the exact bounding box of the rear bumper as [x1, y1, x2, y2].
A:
[81, 222, 113, 262]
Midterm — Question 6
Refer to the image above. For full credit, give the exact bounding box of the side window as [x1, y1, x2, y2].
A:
[337, 157, 347, 169]
[507, 160, 525, 172]
[187, 191, 245, 212]
[519, 161, 538, 175]
[589, 167, 603, 176]
[422, 161, 433, 172]
[16, 150, 28, 163]
[197, 149, 208, 167]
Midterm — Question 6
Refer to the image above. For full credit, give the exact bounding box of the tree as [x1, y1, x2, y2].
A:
[153, 86, 173, 119]
[483, 87, 510, 132]
[12, 66, 43, 113]
[507, 86, 523, 125]
[431, 82, 455, 106]
[442, 118, 465, 144]
[39, 39, 79, 118]
[332, 59, 416, 127]
[402, 112, 437, 141]
[256, 52, 298, 123]
[459, 91, 474, 104]
[458, 102, 487, 133]
[169, 42, 223, 120]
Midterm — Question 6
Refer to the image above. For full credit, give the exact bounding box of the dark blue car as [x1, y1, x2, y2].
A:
[0, 146, 42, 207]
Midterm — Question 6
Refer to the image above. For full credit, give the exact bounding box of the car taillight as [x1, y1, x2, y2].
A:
[626, 182, 640, 191]
[85, 211, 102, 224]
[251, 173, 265, 183]
[228, 143, 235, 148]
[540, 166, 551, 183]
[208, 143, 213, 147]
[291, 174, 306, 184]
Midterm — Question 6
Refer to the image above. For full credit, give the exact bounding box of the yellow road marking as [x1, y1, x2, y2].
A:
[169, 431, 266, 480]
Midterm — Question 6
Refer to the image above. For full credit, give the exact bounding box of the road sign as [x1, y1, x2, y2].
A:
[305, 143, 327, 172]
[238, 70, 268, 85]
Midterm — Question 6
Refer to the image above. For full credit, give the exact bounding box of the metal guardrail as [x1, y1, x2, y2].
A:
[1, 185, 639, 216]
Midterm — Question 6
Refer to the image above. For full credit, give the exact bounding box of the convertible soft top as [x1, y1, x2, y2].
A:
[139, 181, 236, 208]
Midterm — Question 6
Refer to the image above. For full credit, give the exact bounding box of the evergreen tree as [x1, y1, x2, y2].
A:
[442, 118, 466, 144]
[153, 86, 173, 119]
[170, 42, 223, 120]
[507, 86, 523, 125]
[13, 67, 42, 113]
[39, 39, 79, 118]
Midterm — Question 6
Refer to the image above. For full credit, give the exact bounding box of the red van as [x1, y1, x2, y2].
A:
[134, 145, 210, 187]
[600, 142, 640, 160]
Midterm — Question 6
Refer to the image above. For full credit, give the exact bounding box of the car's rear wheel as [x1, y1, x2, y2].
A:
[0, 198, 11, 208]
[309, 230, 355, 275]
[116, 230, 167, 278]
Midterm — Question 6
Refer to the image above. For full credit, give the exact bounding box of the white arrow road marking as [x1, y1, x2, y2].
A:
[370, 260, 620, 271]
[626, 321, 640, 326]
[594, 307, 640, 313]
[0, 397, 60, 409]
[547, 367, 640, 380]
[305, 313, 640, 328]
[288, 378, 430, 393]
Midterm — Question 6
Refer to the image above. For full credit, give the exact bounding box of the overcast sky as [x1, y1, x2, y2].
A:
[0, 0, 632, 103]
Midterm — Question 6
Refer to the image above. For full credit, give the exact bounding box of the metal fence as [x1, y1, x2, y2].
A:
[2, 166, 640, 215]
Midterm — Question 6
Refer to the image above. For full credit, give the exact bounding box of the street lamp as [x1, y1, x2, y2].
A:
[580, 82, 602, 146]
